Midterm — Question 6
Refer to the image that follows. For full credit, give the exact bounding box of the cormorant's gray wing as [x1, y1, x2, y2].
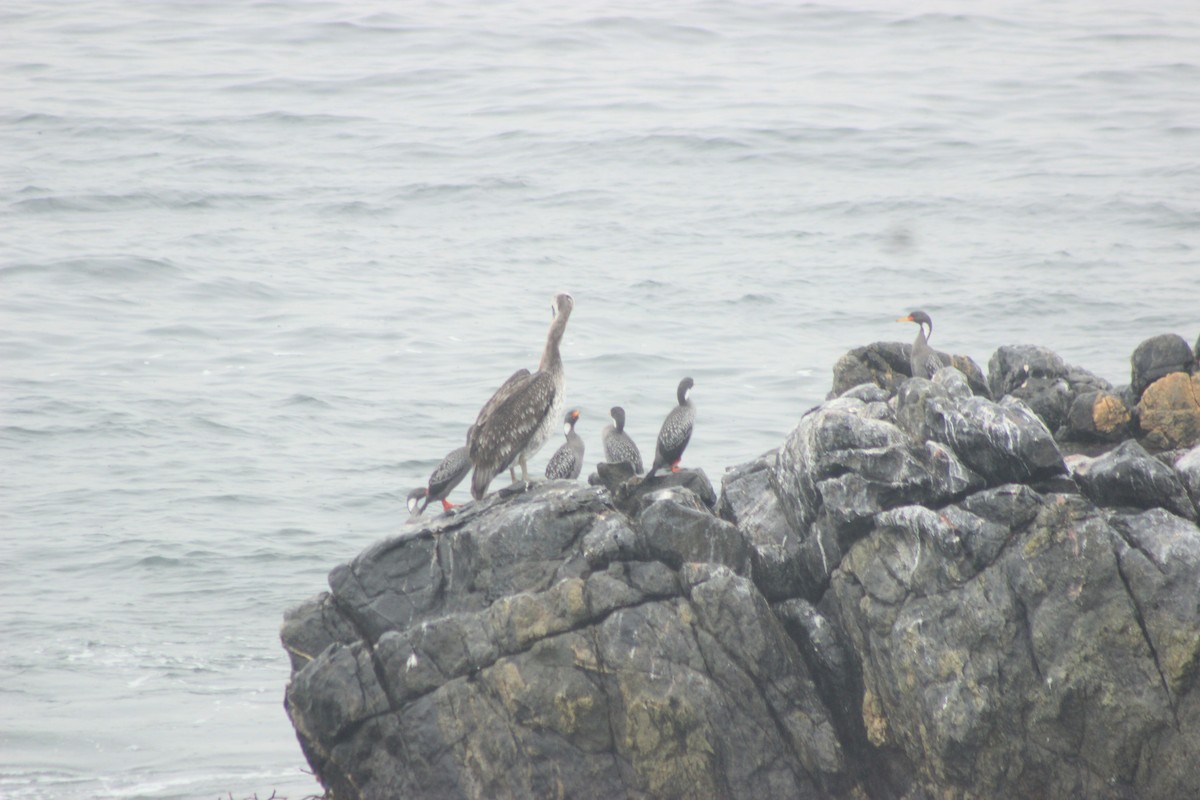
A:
[428, 445, 470, 500]
[603, 429, 643, 473]
[651, 405, 695, 474]
[915, 350, 944, 379]
[544, 440, 577, 479]
[659, 406, 695, 453]
[927, 352, 945, 376]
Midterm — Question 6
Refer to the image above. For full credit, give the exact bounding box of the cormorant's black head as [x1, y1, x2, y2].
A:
[677, 377, 694, 404]
[897, 310, 933, 335]
[610, 406, 626, 430]
[564, 408, 580, 433]
[406, 487, 428, 515]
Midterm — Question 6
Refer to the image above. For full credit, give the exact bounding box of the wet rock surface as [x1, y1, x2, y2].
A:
[831, 341, 989, 399]
[1131, 333, 1195, 398]
[284, 334, 1200, 800]
[1072, 439, 1197, 520]
[1138, 372, 1200, 451]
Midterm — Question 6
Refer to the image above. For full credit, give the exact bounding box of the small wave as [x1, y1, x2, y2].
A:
[0, 256, 182, 284]
[888, 12, 1020, 31]
[274, 527, 320, 537]
[579, 15, 718, 43]
[133, 555, 184, 569]
[185, 277, 281, 301]
[309, 199, 391, 216]
[181, 493, 277, 506]
[10, 191, 228, 213]
[144, 324, 215, 339]
[189, 416, 254, 436]
[391, 177, 531, 201]
[280, 393, 333, 409]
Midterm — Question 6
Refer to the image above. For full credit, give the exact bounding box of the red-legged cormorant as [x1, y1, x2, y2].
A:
[544, 409, 584, 480]
[601, 405, 643, 474]
[897, 310, 944, 379]
[406, 444, 471, 516]
[648, 377, 694, 477]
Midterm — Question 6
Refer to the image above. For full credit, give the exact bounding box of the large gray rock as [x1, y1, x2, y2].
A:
[829, 490, 1200, 799]
[770, 396, 983, 599]
[1176, 445, 1200, 513]
[283, 482, 855, 800]
[1138, 372, 1200, 451]
[1063, 389, 1135, 444]
[988, 344, 1112, 435]
[831, 341, 989, 399]
[1131, 333, 1195, 398]
[718, 451, 813, 601]
[894, 373, 1066, 486]
[1073, 439, 1197, 520]
[285, 340, 1200, 800]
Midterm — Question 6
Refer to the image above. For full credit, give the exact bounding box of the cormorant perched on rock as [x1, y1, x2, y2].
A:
[602, 406, 643, 474]
[544, 409, 584, 480]
[649, 377, 695, 477]
[468, 293, 574, 499]
[406, 444, 471, 516]
[897, 310, 944, 379]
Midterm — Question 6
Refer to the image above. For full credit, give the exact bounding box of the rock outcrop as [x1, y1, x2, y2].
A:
[283, 334, 1200, 800]
[1138, 372, 1200, 451]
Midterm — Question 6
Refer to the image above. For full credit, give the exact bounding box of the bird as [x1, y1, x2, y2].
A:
[544, 409, 584, 480]
[406, 444, 471, 516]
[468, 368, 530, 485]
[897, 310, 944, 379]
[648, 377, 695, 477]
[601, 405, 643, 474]
[468, 292, 574, 499]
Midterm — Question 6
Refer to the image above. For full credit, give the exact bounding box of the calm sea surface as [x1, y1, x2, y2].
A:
[2, 0, 1198, 796]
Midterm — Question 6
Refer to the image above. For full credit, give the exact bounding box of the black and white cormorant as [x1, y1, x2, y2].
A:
[897, 310, 944, 379]
[544, 409, 584, 480]
[468, 292, 574, 499]
[648, 377, 694, 477]
[601, 405, 643, 474]
[406, 443, 471, 516]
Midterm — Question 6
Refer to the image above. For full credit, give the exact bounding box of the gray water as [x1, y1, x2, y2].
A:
[2, 0, 1198, 797]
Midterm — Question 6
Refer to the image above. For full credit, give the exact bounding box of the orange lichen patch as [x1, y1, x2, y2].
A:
[1139, 373, 1200, 450]
[1092, 393, 1132, 434]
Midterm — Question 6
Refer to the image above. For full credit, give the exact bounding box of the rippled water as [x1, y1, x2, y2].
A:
[2, 0, 1198, 796]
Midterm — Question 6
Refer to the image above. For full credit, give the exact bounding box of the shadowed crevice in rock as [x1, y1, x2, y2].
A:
[1112, 546, 1179, 728]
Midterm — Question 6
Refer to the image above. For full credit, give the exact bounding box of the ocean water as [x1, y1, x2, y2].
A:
[2, 0, 1197, 797]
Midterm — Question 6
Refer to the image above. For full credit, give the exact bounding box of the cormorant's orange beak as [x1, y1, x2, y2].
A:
[897, 314, 914, 323]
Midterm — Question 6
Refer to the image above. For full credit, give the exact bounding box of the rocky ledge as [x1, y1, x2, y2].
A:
[282, 333, 1200, 800]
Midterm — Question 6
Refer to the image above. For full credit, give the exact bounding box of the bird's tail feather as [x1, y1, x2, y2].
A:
[471, 467, 494, 500]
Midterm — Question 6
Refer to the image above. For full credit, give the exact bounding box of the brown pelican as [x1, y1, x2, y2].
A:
[468, 293, 574, 499]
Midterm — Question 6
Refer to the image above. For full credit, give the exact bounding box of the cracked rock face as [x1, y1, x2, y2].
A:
[1138, 372, 1200, 451]
[1131, 333, 1195, 399]
[284, 340, 1200, 800]
[987, 344, 1114, 436]
[283, 480, 849, 800]
[830, 341, 990, 399]
[1073, 439, 1197, 521]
